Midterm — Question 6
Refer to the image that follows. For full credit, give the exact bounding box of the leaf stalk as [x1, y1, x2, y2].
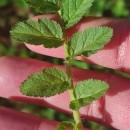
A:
[64, 42, 83, 130]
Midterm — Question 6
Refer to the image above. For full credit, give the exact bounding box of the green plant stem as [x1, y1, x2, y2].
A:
[64, 43, 83, 130]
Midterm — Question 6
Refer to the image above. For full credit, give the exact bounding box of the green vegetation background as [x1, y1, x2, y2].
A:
[0, 0, 130, 130]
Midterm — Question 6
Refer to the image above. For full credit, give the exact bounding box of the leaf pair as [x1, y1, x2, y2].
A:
[11, 17, 113, 57]
[25, 0, 94, 28]
[20, 67, 109, 111]
[11, 0, 113, 53]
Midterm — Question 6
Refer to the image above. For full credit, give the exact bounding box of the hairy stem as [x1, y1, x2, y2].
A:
[64, 43, 83, 130]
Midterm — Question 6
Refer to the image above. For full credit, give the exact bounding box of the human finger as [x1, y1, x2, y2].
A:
[26, 14, 130, 73]
[0, 107, 89, 130]
[0, 57, 129, 130]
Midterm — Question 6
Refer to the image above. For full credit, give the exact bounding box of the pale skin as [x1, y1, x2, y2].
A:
[0, 15, 130, 130]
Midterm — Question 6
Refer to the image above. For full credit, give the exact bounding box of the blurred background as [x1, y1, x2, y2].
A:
[0, 0, 130, 130]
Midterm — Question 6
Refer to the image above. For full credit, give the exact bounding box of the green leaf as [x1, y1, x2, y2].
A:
[10, 18, 64, 48]
[57, 121, 75, 130]
[69, 79, 109, 110]
[20, 68, 71, 97]
[61, 0, 94, 28]
[25, 0, 59, 13]
[68, 27, 113, 59]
